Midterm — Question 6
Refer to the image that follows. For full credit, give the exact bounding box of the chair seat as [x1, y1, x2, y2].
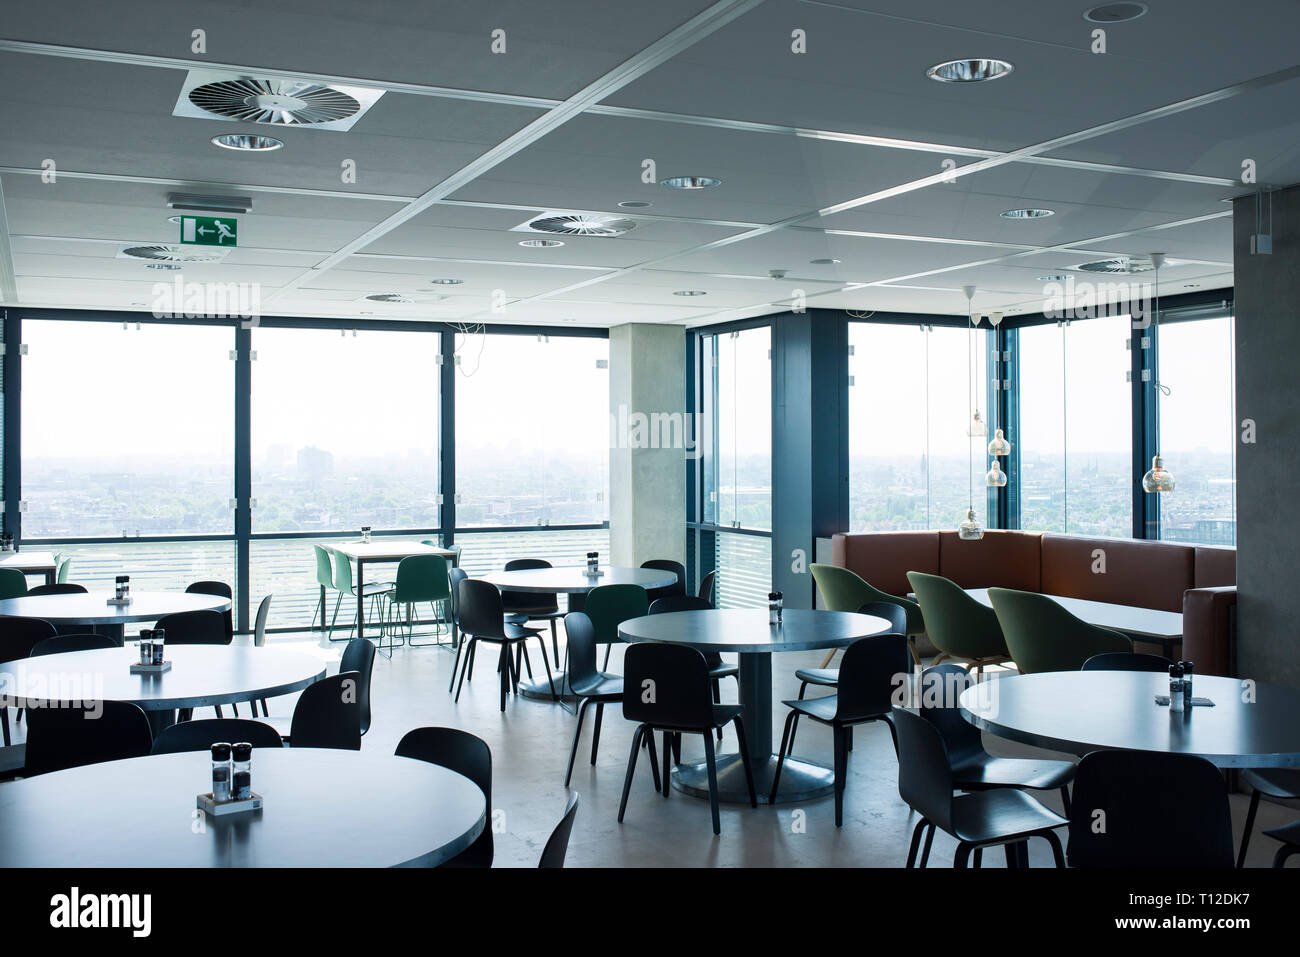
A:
[952, 755, 1076, 792]
[357, 581, 393, 597]
[709, 661, 738, 680]
[498, 622, 545, 641]
[1264, 819, 1300, 847]
[503, 604, 561, 618]
[950, 787, 1067, 845]
[640, 703, 742, 732]
[570, 674, 622, 699]
[794, 667, 838, 687]
[781, 694, 840, 723]
[1243, 767, 1300, 799]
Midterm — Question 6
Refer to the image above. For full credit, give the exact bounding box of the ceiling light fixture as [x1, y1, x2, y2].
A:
[660, 176, 721, 190]
[926, 59, 1014, 83]
[210, 133, 284, 152]
[810, 258, 841, 265]
[673, 290, 707, 297]
[518, 239, 564, 248]
[1084, 2, 1148, 23]
[145, 263, 182, 271]
[1001, 208, 1054, 219]
[960, 284, 985, 541]
[1142, 252, 1176, 495]
[618, 201, 653, 209]
[429, 279, 464, 285]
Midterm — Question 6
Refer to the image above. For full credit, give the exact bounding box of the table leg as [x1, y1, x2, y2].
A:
[146, 709, 177, 738]
[356, 559, 365, 641]
[518, 590, 581, 703]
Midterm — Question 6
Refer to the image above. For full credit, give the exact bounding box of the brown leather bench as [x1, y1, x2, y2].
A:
[830, 530, 1237, 676]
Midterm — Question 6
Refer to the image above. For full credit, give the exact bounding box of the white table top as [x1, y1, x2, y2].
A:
[0, 590, 231, 626]
[964, 588, 1182, 640]
[329, 540, 456, 562]
[0, 551, 57, 572]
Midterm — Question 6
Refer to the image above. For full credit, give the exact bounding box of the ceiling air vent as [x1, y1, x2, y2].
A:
[1074, 257, 1171, 275]
[361, 293, 448, 304]
[513, 213, 637, 237]
[117, 245, 230, 263]
[174, 71, 384, 131]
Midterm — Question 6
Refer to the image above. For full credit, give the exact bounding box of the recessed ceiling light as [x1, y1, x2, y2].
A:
[1037, 274, 1068, 282]
[660, 176, 721, 190]
[1001, 208, 1055, 219]
[210, 133, 284, 152]
[1084, 2, 1148, 23]
[926, 59, 1014, 83]
[618, 201, 653, 208]
[518, 239, 564, 248]
[429, 278, 464, 285]
[673, 290, 707, 297]
[810, 258, 841, 265]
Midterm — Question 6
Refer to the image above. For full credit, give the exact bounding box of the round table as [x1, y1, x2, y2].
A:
[0, 748, 486, 867]
[0, 590, 232, 643]
[0, 645, 325, 735]
[618, 608, 891, 804]
[480, 565, 677, 702]
[960, 671, 1300, 768]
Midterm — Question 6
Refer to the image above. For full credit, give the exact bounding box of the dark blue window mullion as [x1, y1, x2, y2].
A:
[234, 323, 251, 633]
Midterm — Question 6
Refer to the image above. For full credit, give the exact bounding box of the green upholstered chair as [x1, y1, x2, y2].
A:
[311, 544, 335, 634]
[584, 583, 649, 671]
[0, 568, 28, 600]
[811, 563, 925, 667]
[382, 554, 453, 653]
[988, 587, 1132, 674]
[55, 555, 73, 584]
[906, 571, 1010, 674]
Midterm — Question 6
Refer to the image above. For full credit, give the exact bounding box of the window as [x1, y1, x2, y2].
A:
[706, 327, 771, 530]
[712, 530, 771, 608]
[1156, 315, 1236, 545]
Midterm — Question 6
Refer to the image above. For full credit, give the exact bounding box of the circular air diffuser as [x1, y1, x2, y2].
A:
[189, 78, 362, 125]
[120, 245, 223, 263]
[1075, 257, 1165, 274]
[526, 214, 637, 237]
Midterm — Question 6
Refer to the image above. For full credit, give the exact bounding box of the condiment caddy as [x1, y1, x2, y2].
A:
[198, 741, 262, 816]
[106, 574, 133, 606]
[129, 628, 171, 675]
[1156, 660, 1214, 709]
[584, 552, 603, 577]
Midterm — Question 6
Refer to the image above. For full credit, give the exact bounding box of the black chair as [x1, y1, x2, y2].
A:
[286, 673, 361, 750]
[23, 700, 153, 776]
[641, 559, 686, 605]
[25, 583, 88, 596]
[0, 617, 58, 746]
[772, 634, 910, 825]
[501, 558, 564, 663]
[395, 727, 493, 868]
[1081, 652, 1173, 672]
[648, 595, 737, 741]
[151, 718, 284, 754]
[563, 611, 623, 786]
[793, 601, 908, 700]
[893, 706, 1066, 868]
[29, 634, 116, 657]
[1265, 820, 1300, 868]
[1236, 768, 1300, 867]
[618, 642, 756, 835]
[539, 792, 581, 868]
[266, 637, 374, 741]
[186, 580, 234, 642]
[918, 663, 1075, 816]
[698, 570, 716, 604]
[453, 578, 553, 711]
[1067, 749, 1233, 868]
[446, 567, 469, 693]
[156, 609, 229, 646]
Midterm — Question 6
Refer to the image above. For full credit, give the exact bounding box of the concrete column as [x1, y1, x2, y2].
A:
[1233, 184, 1300, 686]
[608, 323, 686, 568]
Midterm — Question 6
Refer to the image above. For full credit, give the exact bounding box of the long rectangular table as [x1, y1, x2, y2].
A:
[0, 550, 57, 587]
[327, 540, 457, 641]
[964, 587, 1183, 654]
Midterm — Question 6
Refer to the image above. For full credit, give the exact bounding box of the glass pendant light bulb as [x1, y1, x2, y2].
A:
[958, 507, 985, 541]
[985, 460, 1007, 487]
[967, 409, 988, 438]
[1141, 454, 1175, 493]
[987, 428, 1011, 457]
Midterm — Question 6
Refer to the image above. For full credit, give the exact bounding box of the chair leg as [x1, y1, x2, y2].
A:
[661, 730, 672, 799]
[712, 680, 723, 742]
[954, 842, 972, 868]
[906, 819, 928, 868]
[1003, 843, 1019, 868]
[919, 823, 935, 867]
[550, 619, 559, 665]
[797, 680, 810, 700]
[590, 701, 604, 766]
[1, 708, 9, 748]
[454, 638, 475, 702]
[447, 638, 464, 694]
[1237, 789, 1261, 868]
[617, 725, 646, 823]
[972, 847, 983, 868]
[733, 716, 757, 808]
[702, 731, 721, 835]
[1059, 784, 1072, 819]
[1044, 830, 1065, 868]
[602, 643, 611, 671]
[564, 698, 590, 787]
[1274, 845, 1298, 868]
[646, 729, 661, 793]
[670, 732, 681, 764]
[786, 713, 802, 757]
[832, 724, 848, 827]
[536, 636, 556, 698]
[769, 710, 797, 803]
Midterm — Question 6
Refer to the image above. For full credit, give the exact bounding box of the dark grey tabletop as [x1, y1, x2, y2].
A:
[0, 590, 230, 625]
[960, 671, 1300, 769]
[618, 608, 892, 654]
[0, 748, 486, 867]
[0, 646, 326, 711]
[480, 565, 675, 594]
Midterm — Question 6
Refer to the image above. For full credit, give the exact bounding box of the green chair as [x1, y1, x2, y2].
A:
[906, 571, 1011, 675]
[55, 555, 73, 584]
[585, 583, 649, 671]
[0, 568, 28, 600]
[329, 548, 389, 644]
[988, 587, 1132, 674]
[810, 563, 925, 667]
[310, 545, 335, 634]
[382, 554, 452, 654]
[424, 540, 461, 568]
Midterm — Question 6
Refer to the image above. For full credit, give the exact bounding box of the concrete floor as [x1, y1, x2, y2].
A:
[4, 625, 1295, 867]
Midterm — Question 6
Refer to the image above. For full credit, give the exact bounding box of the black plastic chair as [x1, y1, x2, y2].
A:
[918, 663, 1075, 815]
[618, 642, 756, 835]
[151, 718, 284, 754]
[454, 578, 552, 711]
[23, 700, 153, 776]
[1265, 820, 1300, 868]
[641, 559, 686, 605]
[446, 567, 469, 693]
[539, 792, 581, 868]
[286, 672, 361, 750]
[26, 583, 88, 596]
[186, 580, 234, 642]
[1081, 652, 1173, 672]
[698, 570, 716, 604]
[793, 601, 908, 700]
[340, 637, 376, 736]
[893, 705, 1066, 868]
[0, 617, 58, 746]
[501, 558, 564, 662]
[1236, 768, 1300, 867]
[563, 612, 624, 786]
[29, 634, 116, 657]
[772, 634, 911, 824]
[156, 608, 229, 646]
[1067, 749, 1233, 868]
[648, 595, 737, 741]
[395, 727, 493, 868]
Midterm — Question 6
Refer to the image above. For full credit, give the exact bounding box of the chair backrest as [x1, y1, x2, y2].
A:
[253, 594, 273, 647]
[648, 594, 713, 615]
[23, 700, 153, 776]
[332, 550, 355, 593]
[186, 580, 234, 641]
[29, 634, 117, 657]
[988, 587, 1132, 674]
[151, 718, 284, 754]
[448, 568, 468, 625]
[641, 559, 686, 602]
[155, 609, 230, 646]
[906, 571, 1007, 661]
[26, 583, 88, 596]
[0, 567, 29, 600]
[457, 578, 508, 639]
[834, 634, 911, 721]
[813, 563, 922, 634]
[56, 556, 73, 584]
[289, 672, 362, 750]
[585, 584, 649, 645]
[339, 637, 377, 735]
[622, 642, 714, 728]
[313, 545, 334, 589]
[1081, 652, 1173, 673]
[539, 792, 581, 868]
[698, 570, 716, 604]
[393, 554, 451, 604]
[1067, 750, 1234, 868]
[891, 705, 955, 834]
[0, 616, 58, 663]
[395, 727, 493, 867]
[501, 558, 556, 611]
[564, 612, 600, 689]
[857, 600, 908, 636]
[915, 663, 984, 767]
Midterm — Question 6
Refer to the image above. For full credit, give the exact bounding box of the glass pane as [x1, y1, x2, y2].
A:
[1017, 324, 1067, 532]
[1157, 316, 1236, 545]
[251, 327, 439, 533]
[54, 540, 235, 602]
[714, 328, 771, 530]
[455, 335, 608, 527]
[21, 320, 234, 537]
[926, 325, 988, 529]
[1063, 318, 1132, 537]
[712, 531, 771, 608]
[454, 527, 610, 578]
[248, 535, 387, 633]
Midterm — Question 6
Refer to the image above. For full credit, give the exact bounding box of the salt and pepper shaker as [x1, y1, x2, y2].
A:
[138, 629, 153, 665]
[361, 525, 371, 544]
[151, 627, 166, 666]
[1168, 664, 1185, 713]
[768, 591, 784, 626]
[211, 743, 232, 802]
[1180, 660, 1194, 708]
[232, 742, 252, 800]
[587, 551, 599, 574]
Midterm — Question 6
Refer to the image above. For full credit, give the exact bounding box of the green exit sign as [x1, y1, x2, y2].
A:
[179, 215, 238, 247]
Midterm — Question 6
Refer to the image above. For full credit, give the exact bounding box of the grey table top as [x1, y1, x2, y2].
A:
[618, 608, 893, 654]
[481, 565, 676, 594]
[960, 671, 1300, 768]
[330, 540, 457, 562]
[0, 590, 231, 626]
[0, 645, 326, 710]
[0, 748, 486, 867]
[964, 587, 1183, 640]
